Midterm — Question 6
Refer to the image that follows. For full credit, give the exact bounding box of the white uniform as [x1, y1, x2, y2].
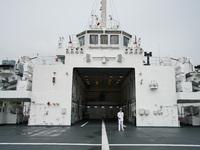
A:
[117, 111, 124, 131]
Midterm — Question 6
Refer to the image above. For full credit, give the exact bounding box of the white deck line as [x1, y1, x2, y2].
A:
[102, 119, 110, 150]
[0, 143, 101, 146]
[0, 143, 200, 147]
[81, 121, 89, 127]
[109, 144, 200, 147]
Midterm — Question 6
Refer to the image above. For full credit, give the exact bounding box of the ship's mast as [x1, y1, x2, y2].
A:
[101, 0, 107, 28]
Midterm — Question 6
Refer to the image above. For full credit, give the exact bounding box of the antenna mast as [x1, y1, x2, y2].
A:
[101, 0, 107, 28]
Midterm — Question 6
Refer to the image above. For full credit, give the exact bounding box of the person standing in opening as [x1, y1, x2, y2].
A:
[117, 108, 124, 131]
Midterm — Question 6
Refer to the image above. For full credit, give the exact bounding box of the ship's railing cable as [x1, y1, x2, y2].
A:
[111, 0, 122, 29]
[85, 0, 98, 30]
[109, 0, 114, 19]
[94, 0, 99, 17]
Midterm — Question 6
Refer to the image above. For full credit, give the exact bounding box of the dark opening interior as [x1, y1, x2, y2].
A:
[71, 68, 136, 124]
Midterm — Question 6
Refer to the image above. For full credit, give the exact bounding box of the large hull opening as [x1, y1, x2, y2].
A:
[71, 68, 136, 125]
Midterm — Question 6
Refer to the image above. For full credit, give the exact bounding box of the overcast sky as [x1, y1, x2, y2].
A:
[0, 0, 199, 66]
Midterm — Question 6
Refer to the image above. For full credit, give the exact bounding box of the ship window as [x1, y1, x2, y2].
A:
[79, 36, 85, 46]
[123, 36, 130, 47]
[100, 35, 108, 44]
[90, 35, 98, 44]
[110, 35, 119, 44]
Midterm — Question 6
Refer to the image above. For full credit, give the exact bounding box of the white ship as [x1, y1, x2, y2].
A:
[0, 0, 200, 127]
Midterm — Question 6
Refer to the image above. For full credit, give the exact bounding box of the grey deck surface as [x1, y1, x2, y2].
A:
[0, 119, 200, 150]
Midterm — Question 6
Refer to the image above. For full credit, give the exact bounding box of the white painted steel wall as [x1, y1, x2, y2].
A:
[29, 45, 179, 127]
[29, 65, 72, 126]
[136, 66, 178, 127]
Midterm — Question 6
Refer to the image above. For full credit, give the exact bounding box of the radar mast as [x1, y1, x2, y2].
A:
[101, 0, 107, 28]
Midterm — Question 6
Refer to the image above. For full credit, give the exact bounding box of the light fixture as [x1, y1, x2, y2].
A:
[52, 77, 56, 84]
[134, 48, 137, 54]
[144, 52, 152, 65]
[102, 56, 106, 64]
[139, 48, 143, 54]
[86, 54, 91, 62]
[117, 54, 122, 63]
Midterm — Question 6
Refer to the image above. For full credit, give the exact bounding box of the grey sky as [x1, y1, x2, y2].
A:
[0, 0, 199, 66]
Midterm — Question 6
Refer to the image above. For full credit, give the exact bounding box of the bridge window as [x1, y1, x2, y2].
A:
[101, 35, 108, 44]
[123, 36, 130, 47]
[90, 35, 98, 44]
[79, 36, 85, 46]
[110, 35, 119, 44]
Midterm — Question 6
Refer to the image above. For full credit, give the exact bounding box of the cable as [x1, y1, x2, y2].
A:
[85, 0, 98, 30]
[109, 0, 114, 18]
[111, 0, 122, 29]
[94, 0, 99, 16]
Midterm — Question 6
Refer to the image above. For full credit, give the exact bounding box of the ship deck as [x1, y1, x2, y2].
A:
[0, 119, 200, 150]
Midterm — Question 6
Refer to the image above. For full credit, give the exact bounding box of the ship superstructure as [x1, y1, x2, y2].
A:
[175, 58, 200, 125]
[0, 56, 33, 124]
[0, 0, 200, 127]
[29, 0, 179, 127]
